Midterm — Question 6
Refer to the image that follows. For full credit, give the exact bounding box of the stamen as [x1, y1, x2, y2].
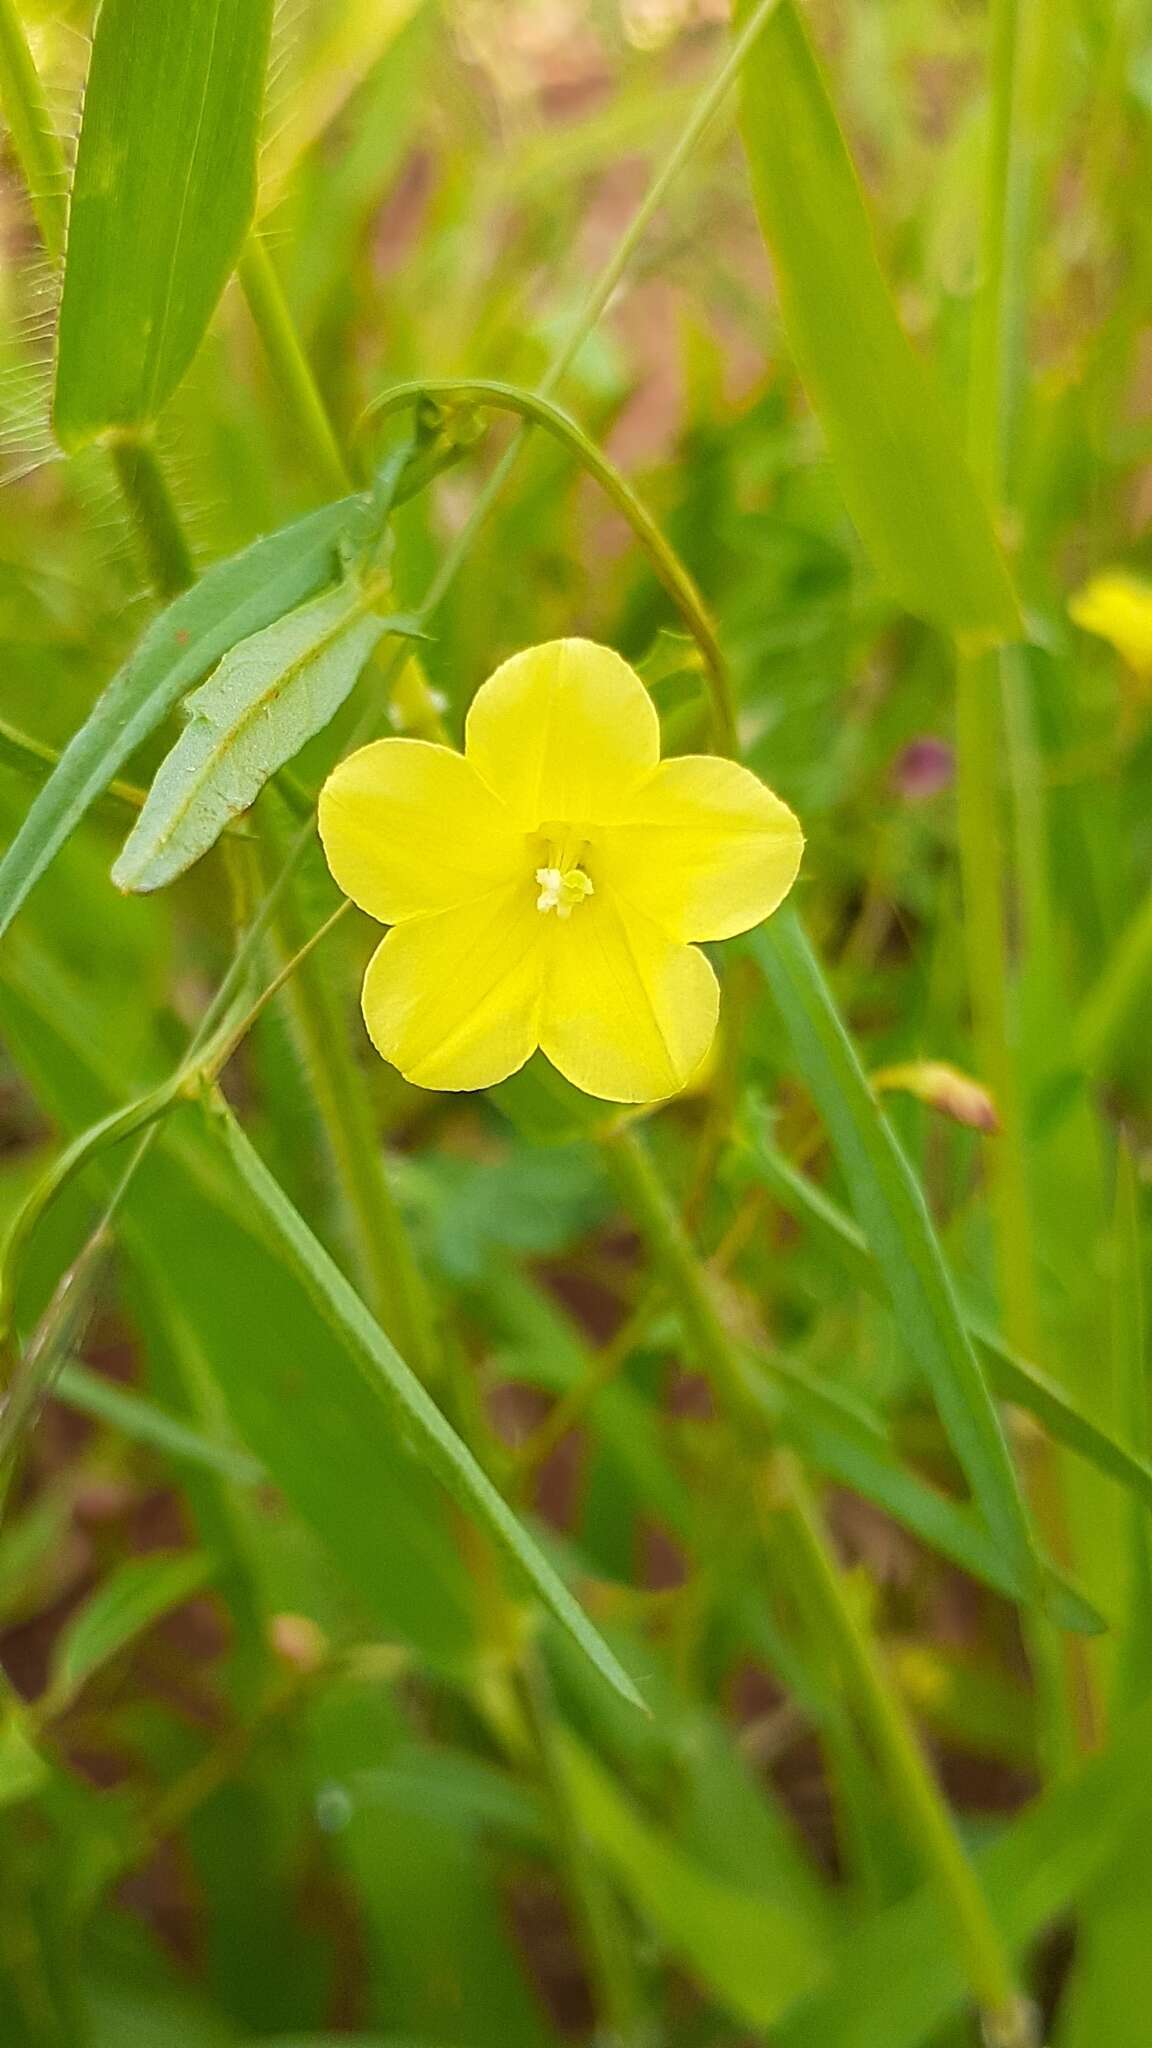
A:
[535, 864, 594, 919]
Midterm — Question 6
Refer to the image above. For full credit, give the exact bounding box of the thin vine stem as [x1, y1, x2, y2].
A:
[360, 376, 734, 748]
[238, 233, 349, 498]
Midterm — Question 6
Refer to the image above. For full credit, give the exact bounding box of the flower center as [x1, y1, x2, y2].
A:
[535, 864, 594, 920]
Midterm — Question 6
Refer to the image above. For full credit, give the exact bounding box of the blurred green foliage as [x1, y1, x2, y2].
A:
[1, 2, 1151, 2044]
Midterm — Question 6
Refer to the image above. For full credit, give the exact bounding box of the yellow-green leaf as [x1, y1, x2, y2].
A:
[736, 0, 1020, 643]
[53, 0, 274, 445]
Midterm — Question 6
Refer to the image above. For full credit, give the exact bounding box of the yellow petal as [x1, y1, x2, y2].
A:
[1069, 569, 1152, 676]
[465, 639, 660, 826]
[599, 754, 803, 941]
[539, 893, 718, 1103]
[361, 885, 545, 1091]
[319, 738, 524, 923]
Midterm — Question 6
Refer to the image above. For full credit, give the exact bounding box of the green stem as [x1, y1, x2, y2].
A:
[259, 814, 441, 1383]
[954, 649, 1038, 1357]
[363, 377, 734, 748]
[958, 0, 1041, 1362]
[0, 0, 67, 262]
[775, 1453, 1036, 2045]
[606, 1123, 1031, 2040]
[542, 0, 785, 395]
[412, 0, 786, 741]
[238, 233, 349, 499]
[515, 1659, 648, 2046]
[107, 432, 196, 599]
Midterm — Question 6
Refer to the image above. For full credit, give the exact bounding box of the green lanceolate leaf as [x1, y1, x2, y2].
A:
[0, 499, 361, 939]
[735, 0, 1019, 644]
[45, 1550, 212, 1711]
[53, 0, 274, 444]
[750, 913, 1042, 1610]
[113, 580, 417, 894]
[210, 1099, 644, 1711]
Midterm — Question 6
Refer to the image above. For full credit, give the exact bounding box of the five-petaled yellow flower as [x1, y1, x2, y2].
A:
[318, 639, 803, 1103]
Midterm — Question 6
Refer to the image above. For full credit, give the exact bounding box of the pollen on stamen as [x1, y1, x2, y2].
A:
[535, 865, 594, 919]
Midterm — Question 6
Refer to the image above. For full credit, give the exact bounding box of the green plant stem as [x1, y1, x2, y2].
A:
[259, 817, 440, 1382]
[106, 431, 196, 599]
[954, 649, 1038, 1358]
[957, 0, 1040, 1364]
[0, 8, 199, 609]
[515, 1658, 648, 2046]
[964, 0, 1092, 1761]
[0, 0, 67, 262]
[238, 233, 349, 498]
[363, 377, 734, 747]
[605, 1122, 1032, 2040]
[543, 0, 784, 394]
[411, 0, 787, 747]
[774, 1453, 1036, 2046]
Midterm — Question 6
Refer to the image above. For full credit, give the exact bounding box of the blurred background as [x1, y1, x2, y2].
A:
[2, 1, 1152, 2043]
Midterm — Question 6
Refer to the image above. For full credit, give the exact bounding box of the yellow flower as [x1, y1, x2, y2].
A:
[318, 639, 803, 1102]
[1069, 569, 1152, 676]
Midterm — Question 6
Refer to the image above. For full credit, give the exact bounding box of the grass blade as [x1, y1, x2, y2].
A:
[750, 913, 1041, 1606]
[736, 0, 1019, 643]
[210, 1098, 644, 1710]
[744, 1111, 1152, 1518]
[45, 1551, 212, 1711]
[53, 0, 274, 443]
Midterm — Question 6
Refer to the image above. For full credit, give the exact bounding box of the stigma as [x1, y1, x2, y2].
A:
[535, 865, 594, 919]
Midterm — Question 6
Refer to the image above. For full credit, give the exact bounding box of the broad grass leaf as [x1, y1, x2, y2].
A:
[46, 1550, 212, 1709]
[210, 1100, 644, 1710]
[53, 0, 274, 444]
[557, 1732, 827, 2027]
[0, 499, 360, 940]
[113, 584, 415, 893]
[736, 0, 1020, 643]
[750, 914, 1042, 1606]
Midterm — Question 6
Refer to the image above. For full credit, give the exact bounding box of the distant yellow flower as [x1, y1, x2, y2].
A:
[318, 639, 803, 1102]
[1069, 569, 1152, 676]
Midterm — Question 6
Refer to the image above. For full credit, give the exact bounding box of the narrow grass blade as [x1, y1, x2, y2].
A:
[53, 0, 274, 444]
[750, 913, 1041, 1605]
[0, 500, 359, 940]
[211, 1100, 644, 1710]
[45, 1551, 212, 1712]
[743, 1111, 1152, 1517]
[735, 0, 1019, 643]
[54, 1362, 262, 1487]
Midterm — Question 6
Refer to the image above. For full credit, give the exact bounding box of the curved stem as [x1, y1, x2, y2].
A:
[362, 377, 734, 749]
